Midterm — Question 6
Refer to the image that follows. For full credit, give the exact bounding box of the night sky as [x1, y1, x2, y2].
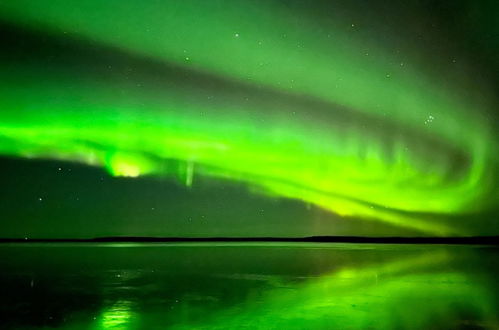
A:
[0, 0, 498, 238]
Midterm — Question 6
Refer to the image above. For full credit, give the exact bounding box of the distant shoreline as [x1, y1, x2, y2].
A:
[0, 236, 497, 245]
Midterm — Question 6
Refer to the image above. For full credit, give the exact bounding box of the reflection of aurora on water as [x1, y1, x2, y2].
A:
[167, 251, 498, 330]
[1, 244, 498, 329]
[58, 245, 496, 330]
[97, 300, 137, 330]
[0, 1, 498, 235]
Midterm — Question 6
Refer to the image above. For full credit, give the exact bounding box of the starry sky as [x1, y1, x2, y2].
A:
[0, 0, 498, 238]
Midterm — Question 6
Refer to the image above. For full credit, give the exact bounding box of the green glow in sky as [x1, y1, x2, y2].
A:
[0, 1, 498, 235]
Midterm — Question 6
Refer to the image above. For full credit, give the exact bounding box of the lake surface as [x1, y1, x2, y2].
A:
[0, 243, 497, 329]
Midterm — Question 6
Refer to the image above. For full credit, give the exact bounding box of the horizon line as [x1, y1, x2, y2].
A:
[0, 236, 498, 245]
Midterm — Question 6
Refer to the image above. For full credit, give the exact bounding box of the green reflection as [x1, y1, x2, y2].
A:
[170, 252, 498, 329]
[96, 300, 136, 330]
[0, 243, 497, 329]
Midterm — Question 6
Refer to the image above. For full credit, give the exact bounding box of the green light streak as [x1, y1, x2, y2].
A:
[0, 1, 497, 235]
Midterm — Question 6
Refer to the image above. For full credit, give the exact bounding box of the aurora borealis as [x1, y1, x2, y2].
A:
[0, 1, 498, 237]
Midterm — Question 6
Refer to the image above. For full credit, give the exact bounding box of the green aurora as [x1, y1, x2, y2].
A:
[0, 1, 498, 236]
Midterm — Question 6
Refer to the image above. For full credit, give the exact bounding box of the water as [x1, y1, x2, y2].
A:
[0, 243, 498, 329]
